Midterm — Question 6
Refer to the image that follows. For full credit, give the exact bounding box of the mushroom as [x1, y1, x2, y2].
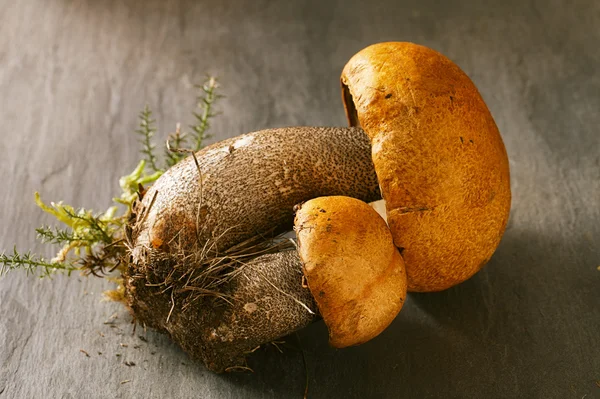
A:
[126, 127, 382, 372]
[295, 196, 407, 348]
[341, 42, 511, 292]
[126, 42, 510, 372]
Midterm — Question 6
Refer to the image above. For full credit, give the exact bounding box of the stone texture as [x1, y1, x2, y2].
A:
[0, 0, 598, 397]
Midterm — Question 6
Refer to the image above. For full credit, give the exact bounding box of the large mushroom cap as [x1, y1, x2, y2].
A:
[294, 196, 407, 348]
[341, 42, 511, 292]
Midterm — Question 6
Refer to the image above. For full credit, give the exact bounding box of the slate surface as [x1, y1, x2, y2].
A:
[0, 0, 598, 398]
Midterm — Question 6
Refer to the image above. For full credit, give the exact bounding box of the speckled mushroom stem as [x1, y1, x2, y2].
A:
[130, 127, 380, 254]
[125, 126, 380, 372]
[125, 250, 312, 372]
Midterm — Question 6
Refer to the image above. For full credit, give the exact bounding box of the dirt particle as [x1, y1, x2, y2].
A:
[385, 93, 393, 99]
[80, 349, 90, 358]
[124, 361, 136, 367]
[243, 303, 258, 313]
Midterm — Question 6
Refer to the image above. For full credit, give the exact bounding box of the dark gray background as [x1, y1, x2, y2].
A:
[0, 0, 598, 398]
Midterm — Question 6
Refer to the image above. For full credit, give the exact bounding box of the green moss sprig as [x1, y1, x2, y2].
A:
[0, 77, 221, 278]
[165, 76, 221, 166]
[136, 105, 161, 173]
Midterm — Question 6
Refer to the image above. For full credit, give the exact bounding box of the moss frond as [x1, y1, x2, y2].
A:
[0, 247, 79, 278]
[103, 277, 126, 303]
[165, 76, 221, 166]
[114, 160, 163, 207]
[136, 106, 161, 173]
[36, 193, 123, 244]
[164, 124, 189, 167]
[36, 226, 82, 245]
[2, 78, 221, 280]
[191, 76, 222, 151]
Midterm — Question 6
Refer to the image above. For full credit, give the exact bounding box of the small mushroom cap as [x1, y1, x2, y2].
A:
[341, 42, 511, 292]
[294, 196, 407, 348]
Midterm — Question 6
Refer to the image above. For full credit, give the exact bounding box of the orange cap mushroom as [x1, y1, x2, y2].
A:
[294, 196, 407, 348]
[341, 42, 511, 292]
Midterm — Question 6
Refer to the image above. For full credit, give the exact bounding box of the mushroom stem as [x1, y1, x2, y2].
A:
[130, 126, 380, 256]
[126, 126, 380, 372]
[125, 250, 315, 372]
